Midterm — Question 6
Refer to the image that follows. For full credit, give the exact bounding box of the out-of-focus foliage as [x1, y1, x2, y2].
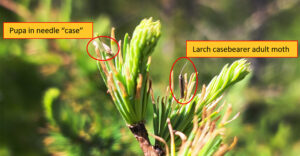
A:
[42, 88, 137, 155]
[1, 0, 141, 155]
[1, 0, 299, 155]
[226, 58, 300, 156]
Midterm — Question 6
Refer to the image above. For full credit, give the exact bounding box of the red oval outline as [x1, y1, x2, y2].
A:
[169, 57, 198, 105]
[86, 36, 120, 61]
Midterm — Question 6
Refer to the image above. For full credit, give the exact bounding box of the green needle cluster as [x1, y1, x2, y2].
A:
[95, 18, 250, 155]
[95, 18, 161, 125]
[197, 59, 251, 108]
[175, 105, 239, 156]
[153, 59, 251, 150]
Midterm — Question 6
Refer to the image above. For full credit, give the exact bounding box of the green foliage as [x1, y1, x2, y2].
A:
[229, 58, 300, 156]
[153, 59, 250, 149]
[96, 18, 161, 125]
[44, 88, 60, 124]
[2, 0, 300, 155]
[96, 18, 250, 155]
[42, 88, 137, 156]
[199, 59, 250, 106]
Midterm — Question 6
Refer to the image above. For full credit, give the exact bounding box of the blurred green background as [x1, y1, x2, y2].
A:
[0, 0, 299, 155]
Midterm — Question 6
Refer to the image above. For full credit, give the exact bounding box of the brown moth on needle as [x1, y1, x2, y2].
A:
[179, 61, 188, 99]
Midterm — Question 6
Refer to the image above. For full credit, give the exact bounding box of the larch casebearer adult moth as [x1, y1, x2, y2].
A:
[179, 61, 188, 99]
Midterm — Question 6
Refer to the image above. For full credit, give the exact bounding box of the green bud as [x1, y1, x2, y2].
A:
[123, 17, 161, 96]
[125, 18, 161, 86]
[130, 17, 161, 57]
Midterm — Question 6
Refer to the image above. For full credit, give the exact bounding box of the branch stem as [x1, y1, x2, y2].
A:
[128, 122, 164, 156]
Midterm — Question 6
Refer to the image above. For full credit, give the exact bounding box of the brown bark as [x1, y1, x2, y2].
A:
[128, 122, 164, 156]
